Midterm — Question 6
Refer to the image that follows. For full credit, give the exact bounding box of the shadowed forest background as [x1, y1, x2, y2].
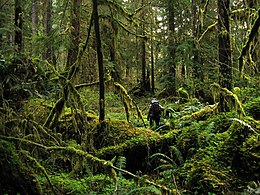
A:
[0, 0, 259, 194]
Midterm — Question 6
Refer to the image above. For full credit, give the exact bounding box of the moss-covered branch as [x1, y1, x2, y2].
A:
[198, 21, 218, 42]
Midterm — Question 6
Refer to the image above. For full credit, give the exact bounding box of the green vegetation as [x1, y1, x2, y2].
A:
[0, 0, 259, 194]
[1, 82, 259, 194]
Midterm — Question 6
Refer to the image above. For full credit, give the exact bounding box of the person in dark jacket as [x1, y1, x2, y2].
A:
[147, 98, 164, 127]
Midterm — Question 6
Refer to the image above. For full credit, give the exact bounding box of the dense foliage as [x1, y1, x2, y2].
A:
[0, 0, 259, 194]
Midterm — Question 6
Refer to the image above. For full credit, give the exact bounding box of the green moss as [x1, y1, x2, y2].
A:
[22, 98, 52, 124]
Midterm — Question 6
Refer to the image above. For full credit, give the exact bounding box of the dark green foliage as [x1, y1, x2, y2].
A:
[0, 140, 41, 195]
[0, 55, 49, 108]
[244, 97, 260, 120]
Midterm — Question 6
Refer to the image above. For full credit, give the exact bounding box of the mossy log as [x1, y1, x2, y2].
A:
[96, 129, 180, 173]
[0, 135, 177, 194]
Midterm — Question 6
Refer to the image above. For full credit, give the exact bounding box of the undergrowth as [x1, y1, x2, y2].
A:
[0, 84, 259, 194]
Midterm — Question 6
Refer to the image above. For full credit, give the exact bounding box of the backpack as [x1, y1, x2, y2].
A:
[151, 102, 161, 116]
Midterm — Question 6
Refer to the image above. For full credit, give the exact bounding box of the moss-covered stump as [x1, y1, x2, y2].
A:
[0, 140, 41, 195]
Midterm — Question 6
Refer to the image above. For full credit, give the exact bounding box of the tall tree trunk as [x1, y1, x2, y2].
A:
[140, 0, 150, 91]
[43, 0, 52, 62]
[31, 0, 38, 35]
[66, 0, 81, 70]
[93, 0, 105, 122]
[0, 0, 3, 49]
[14, 0, 23, 53]
[141, 33, 147, 89]
[218, 0, 232, 112]
[168, 0, 176, 95]
[135, 27, 139, 83]
[192, 0, 204, 99]
[151, 31, 155, 95]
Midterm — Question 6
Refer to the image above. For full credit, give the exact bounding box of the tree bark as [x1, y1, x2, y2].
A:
[218, 0, 232, 112]
[66, 0, 81, 70]
[168, 0, 176, 95]
[151, 29, 155, 95]
[0, 0, 3, 48]
[93, 0, 105, 122]
[43, 0, 53, 62]
[31, 0, 38, 35]
[192, 0, 205, 99]
[14, 0, 23, 53]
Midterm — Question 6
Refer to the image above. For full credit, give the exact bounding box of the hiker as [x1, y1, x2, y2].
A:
[147, 98, 164, 127]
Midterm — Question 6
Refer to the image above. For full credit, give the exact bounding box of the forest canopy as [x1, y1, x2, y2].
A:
[0, 0, 259, 194]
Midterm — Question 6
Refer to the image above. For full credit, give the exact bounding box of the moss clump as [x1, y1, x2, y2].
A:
[22, 98, 52, 124]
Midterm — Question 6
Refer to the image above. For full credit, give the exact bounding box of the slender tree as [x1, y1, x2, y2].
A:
[14, 0, 23, 53]
[43, 0, 53, 62]
[141, 0, 148, 91]
[150, 23, 155, 95]
[192, 0, 205, 99]
[0, 0, 3, 49]
[31, 0, 38, 35]
[167, 0, 176, 95]
[93, 0, 105, 122]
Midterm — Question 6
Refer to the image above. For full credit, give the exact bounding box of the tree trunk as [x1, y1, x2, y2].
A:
[14, 0, 23, 53]
[43, 0, 53, 62]
[31, 0, 38, 35]
[168, 0, 176, 95]
[218, 0, 232, 112]
[0, 0, 2, 48]
[151, 31, 155, 95]
[66, 0, 81, 70]
[93, 0, 105, 122]
[141, 23, 147, 89]
[192, 0, 205, 99]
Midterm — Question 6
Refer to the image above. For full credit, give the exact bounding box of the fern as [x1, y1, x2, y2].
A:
[112, 156, 126, 170]
[228, 118, 259, 135]
[151, 153, 175, 165]
[169, 146, 184, 165]
[126, 186, 161, 195]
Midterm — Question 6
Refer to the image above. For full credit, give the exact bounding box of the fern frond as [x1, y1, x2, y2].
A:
[111, 156, 127, 170]
[169, 146, 184, 165]
[229, 118, 259, 135]
[151, 153, 174, 164]
[126, 186, 161, 195]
